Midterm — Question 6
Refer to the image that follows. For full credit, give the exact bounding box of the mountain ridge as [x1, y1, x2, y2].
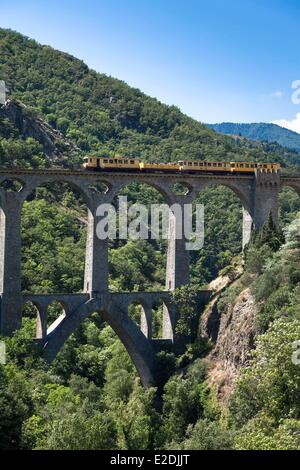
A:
[207, 122, 300, 152]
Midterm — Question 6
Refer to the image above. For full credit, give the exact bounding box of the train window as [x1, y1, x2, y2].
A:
[245, 164, 249, 168]
[218, 163, 222, 167]
[109, 160, 114, 163]
[199, 162, 204, 166]
[130, 160, 135, 164]
[207, 162, 211, 166]
[188, 162, 193, 166]
[103, 159, 108, 163]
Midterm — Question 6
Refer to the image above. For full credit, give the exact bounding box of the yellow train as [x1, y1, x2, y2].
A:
[82, 156, 280, 174]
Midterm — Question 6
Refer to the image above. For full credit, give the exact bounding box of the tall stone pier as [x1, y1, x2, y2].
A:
[0, 191, 23, 334]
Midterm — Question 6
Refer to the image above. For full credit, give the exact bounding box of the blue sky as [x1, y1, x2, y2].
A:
[1, 0, 300, 130]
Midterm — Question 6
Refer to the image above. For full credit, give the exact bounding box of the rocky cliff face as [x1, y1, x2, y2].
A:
[201, 274, 257, 401]
[0, 99, 79, 161]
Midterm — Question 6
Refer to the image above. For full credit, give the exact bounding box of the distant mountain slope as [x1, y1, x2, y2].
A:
[207, 122, 300, 152]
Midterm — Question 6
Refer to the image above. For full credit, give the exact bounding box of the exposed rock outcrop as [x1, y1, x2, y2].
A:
[200, 263, 243, 342]
[207, 289, 257, 400]
[200, 268, 257, 401]
[0, 99, 79, 160]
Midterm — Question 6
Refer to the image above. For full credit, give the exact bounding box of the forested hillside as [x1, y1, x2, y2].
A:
[0, 29, 300, 450]
[1, 28, 300, 170]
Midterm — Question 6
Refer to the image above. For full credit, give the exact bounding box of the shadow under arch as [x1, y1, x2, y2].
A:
[42, 297, 156, 388]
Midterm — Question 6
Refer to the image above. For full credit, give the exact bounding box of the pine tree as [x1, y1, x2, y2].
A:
[256, 212, 284, 251]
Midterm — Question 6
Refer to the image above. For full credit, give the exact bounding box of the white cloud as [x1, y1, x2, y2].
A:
[272, 113, 300, 134]
[271, 90, 284, 98]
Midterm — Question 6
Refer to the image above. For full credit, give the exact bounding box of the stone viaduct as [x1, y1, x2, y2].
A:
[0, 167, 299, 387]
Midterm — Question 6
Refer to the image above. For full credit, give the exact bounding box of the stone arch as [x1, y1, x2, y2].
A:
[113, 177, 174, 205]
[128, 299, 152, 340]
[192, 178, 253, 214]
[18, 175, 99, 210]
[22, 176, 91, 206]
[21, 180, 88, 296]
[196, 178, 254, 246]
[42, 297, 156, 388]
[161, 298, 175, 340]
[190, 182, 246, 282]
[109, 181, 167, 293]
[24, 299, 51, 340]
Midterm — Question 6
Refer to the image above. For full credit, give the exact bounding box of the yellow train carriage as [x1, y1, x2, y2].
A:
[230, 162, 280, 173]
[82, 156, 280, 174]
[179, 160, 280, 173]
[140, 161, 180, 172]
[178, 160, 232, 172]
[83, 156, 140, 171]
